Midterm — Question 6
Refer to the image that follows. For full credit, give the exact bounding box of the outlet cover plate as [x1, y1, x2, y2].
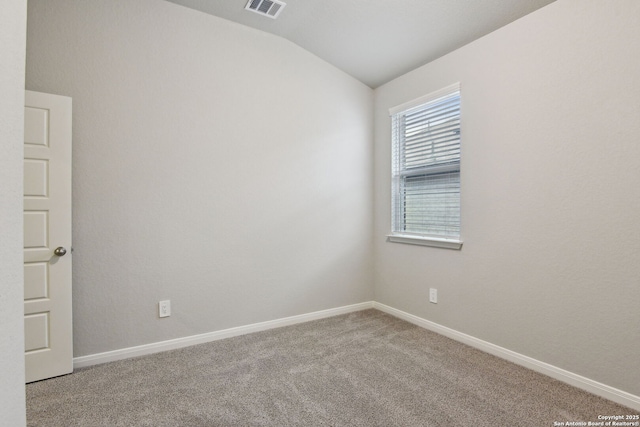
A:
[159, 300, 171, 318]
[429, 288, 437, 304]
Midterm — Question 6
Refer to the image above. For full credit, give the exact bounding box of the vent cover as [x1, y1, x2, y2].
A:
[245, 0, 286, 19]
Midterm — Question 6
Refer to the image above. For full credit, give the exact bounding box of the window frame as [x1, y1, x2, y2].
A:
[387, 83, 463, 250]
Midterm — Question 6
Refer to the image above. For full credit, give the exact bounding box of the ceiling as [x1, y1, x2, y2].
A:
[164, 0, 556, 88]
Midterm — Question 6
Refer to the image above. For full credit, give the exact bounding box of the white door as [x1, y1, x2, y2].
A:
[24, 90, 73, 383]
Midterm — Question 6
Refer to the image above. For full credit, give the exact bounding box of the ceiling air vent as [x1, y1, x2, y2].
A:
[245, 0, 286, 19]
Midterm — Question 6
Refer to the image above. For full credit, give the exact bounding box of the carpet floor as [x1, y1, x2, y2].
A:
[26, 309, 635, 426]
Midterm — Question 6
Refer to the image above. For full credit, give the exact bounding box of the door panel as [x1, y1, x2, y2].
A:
[23, 159, 48, 196]
[24, 313, 50, 352]
[24, 263, 49, 300]
[24, 90, 73, 383]
[23, 211, 49, 248]
[24, 106, 49, 146]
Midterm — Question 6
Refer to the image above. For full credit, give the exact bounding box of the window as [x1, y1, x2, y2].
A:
[389, 83, 462, 249]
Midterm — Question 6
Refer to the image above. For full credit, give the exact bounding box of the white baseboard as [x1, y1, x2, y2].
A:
[73, 301, 374, 369]
[73, 300, 639, 411]
[373, 302, 640, 412]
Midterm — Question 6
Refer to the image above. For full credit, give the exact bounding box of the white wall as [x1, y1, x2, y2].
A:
[374, 0, 640, 397]
[0, 0, 27, 425]
[26, 0, 373, 357]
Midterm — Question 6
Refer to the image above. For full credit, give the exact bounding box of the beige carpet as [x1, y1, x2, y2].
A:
[27, 309, 634, 426]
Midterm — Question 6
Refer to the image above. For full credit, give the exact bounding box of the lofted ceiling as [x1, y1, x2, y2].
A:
[164, 0, 556, 88]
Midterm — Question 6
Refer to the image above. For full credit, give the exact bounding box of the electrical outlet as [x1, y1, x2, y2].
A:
[429, 288, 438, 304]
[159, 300, 171, 318]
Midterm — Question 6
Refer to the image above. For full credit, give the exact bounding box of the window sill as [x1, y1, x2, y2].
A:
[387, 234, 463, 250]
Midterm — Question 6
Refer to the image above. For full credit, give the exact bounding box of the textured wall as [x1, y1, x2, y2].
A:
[26, 0, 373, 357]
[374, 0, 640, 396]
[0, 0, 27, 425]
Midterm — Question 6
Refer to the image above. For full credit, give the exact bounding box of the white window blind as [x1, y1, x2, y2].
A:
[390, 84, 461, 243]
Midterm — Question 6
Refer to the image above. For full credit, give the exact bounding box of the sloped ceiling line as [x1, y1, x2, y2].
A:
[164, 0, 556, 88]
